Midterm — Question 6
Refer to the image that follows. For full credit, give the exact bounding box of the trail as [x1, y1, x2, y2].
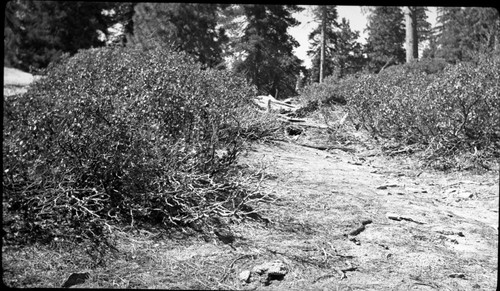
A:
[233, 138, 498, 290]
[3, 65, 498, 289]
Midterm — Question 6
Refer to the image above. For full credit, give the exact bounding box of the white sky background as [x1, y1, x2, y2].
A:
[289, 6, 439, 68]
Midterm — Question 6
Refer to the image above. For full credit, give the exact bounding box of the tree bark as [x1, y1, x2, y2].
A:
[319, 6, 326, 83]
[404, 6, 418, 63]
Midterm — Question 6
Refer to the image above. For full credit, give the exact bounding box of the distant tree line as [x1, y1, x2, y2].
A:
[4, 1, 304, 98]
[305, 6, 498, 82]
[362, 6, 499, 73]
[4, 2, 499, 96]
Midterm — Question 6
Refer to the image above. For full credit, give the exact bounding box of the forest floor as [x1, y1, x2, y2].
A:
[3, 67, 498, 290]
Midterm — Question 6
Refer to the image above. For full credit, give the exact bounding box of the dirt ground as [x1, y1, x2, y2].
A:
[2, 68, 498, 289]
[230, 135, 498, 290]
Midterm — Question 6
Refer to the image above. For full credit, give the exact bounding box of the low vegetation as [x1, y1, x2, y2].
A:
[298, 54, 500, 170]
[2, 47, 279, 259]
[3, 46, 498, 289]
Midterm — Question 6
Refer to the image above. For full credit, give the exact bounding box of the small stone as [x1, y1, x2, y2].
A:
[459, 191, 474, 199]
[239, 270, 251, 282]
[267, 261, 287, 276]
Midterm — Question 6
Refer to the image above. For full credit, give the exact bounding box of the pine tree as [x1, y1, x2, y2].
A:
[433, 7, 499, 63]
[415, 7, 432, 44]
[307, 5, 339, 83]
[332, 18, 365, 78]
[4, 0, 23, 68]
[364, 6, 405, 73]
[5, 0, 115, 72]
[231, 5, 304, 98]
[130, 3, 227, 67]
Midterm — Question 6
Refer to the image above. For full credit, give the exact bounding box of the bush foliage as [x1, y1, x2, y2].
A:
[3, 47, 264, 249]
[302, 55, 499, 169]
[296, 75, 348, 118]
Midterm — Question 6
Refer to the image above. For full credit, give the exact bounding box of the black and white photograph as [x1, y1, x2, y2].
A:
[3, 2, 499, 290]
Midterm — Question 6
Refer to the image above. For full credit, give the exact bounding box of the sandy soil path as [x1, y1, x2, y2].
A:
[233, 139, 498, 290]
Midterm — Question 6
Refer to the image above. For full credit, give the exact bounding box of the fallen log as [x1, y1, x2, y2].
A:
[254, 95, 300, 112]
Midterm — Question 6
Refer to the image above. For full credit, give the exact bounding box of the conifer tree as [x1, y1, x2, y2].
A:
[4, 0, 115, 71]
[130, 3, 227, 67]
[307, 5, 339, 83]
[332, 18, 365, 77]
[231, 5, 304, 98]
[431, 7, 500, 63]
[364, 6, 405, 72]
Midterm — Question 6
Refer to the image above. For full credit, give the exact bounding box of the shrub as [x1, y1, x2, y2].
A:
[382, 58, 449, 75]
[3, 47, 261, 249]
[338, 53, 499, 169]
[297, 75, 347, 118]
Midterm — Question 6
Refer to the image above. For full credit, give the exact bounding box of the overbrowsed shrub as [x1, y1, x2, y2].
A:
[3, 47, 261, 249]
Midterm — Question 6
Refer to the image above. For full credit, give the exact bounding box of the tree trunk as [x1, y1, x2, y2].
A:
[319, 6, 326, 83]
[404, 6, 418, 63]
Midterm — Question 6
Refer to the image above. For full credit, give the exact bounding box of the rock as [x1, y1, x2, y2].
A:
[239, 270, 251, 282]
[61, 272, 90, 288]
[459, 191, 474, 199]
[250, 260, 288, 286]
[252, 260, 288, 276]
[267, 260, 287, 276]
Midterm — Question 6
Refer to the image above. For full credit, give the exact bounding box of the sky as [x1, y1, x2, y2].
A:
[289, 6, 439, 68]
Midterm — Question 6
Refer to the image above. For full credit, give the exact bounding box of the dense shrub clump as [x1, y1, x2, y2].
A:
[310, 55, 499, 169]
[3, 47, 262, 249]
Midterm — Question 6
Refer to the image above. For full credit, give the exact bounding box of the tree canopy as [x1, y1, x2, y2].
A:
[231, 5, 304, 98]
[307, 5, 339, 83]
[425, 7, 500, 63]
[4, 0, 116, 71]
[129, 3, 227, 67]
[364, 6, 406, 73]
